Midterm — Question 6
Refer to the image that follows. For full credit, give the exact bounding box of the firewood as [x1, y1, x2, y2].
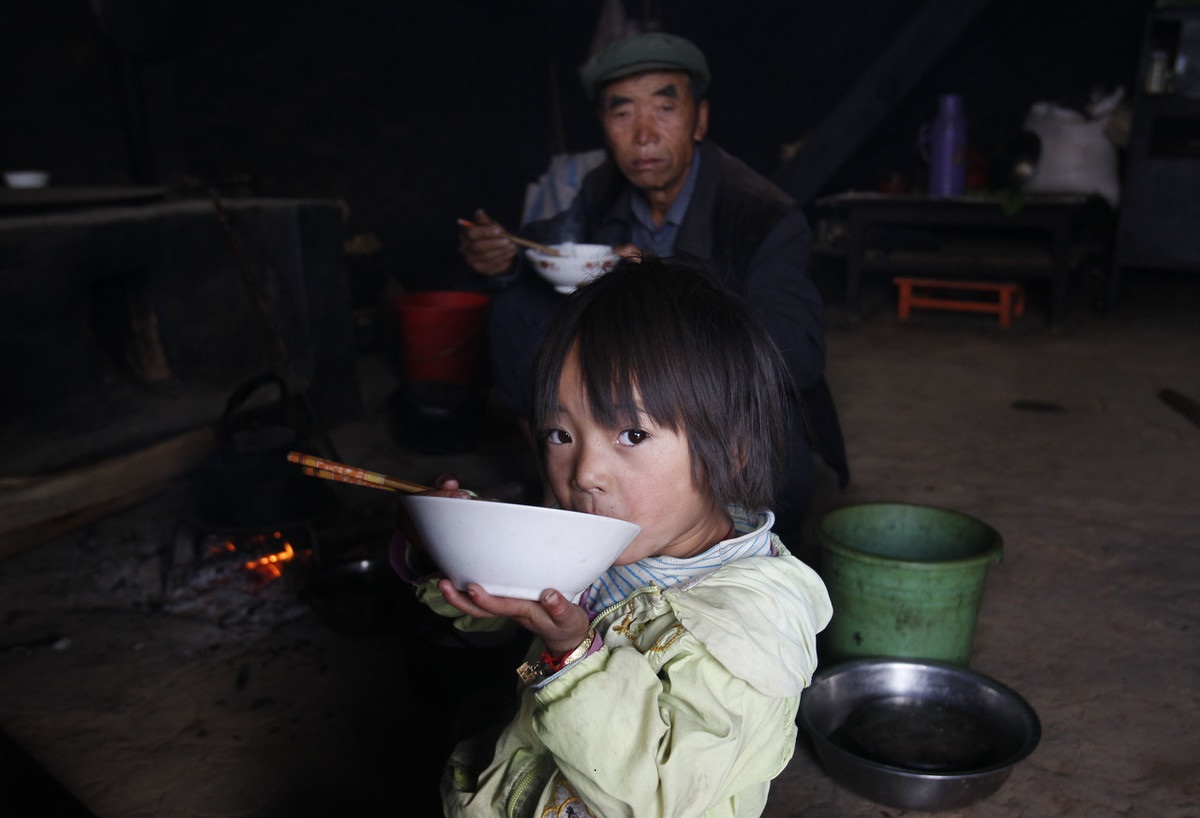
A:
[0, 427, 217, 559]
[1159, 388, 1200, 430]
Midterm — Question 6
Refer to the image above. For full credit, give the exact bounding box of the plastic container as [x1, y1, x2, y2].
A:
[816, 502, 1002, 666]
[391, 291, 491, 385]
[919, 94, 967, 198]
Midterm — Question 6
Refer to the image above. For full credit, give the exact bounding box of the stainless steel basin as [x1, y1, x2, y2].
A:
[798, 658, 1041, 811]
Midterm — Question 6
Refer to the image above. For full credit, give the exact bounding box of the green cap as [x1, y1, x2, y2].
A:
[579, 32, 711, 102]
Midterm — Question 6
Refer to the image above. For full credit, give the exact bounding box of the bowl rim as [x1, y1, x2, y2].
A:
[4, 170, 50, 188]
[525, 243, 616, 261]
[399, 493, 639, 529]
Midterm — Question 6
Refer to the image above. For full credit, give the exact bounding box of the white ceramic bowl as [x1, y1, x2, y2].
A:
[399, 495, 640, 601]
[526, 242, 617, 294]
[4, 170, 50, 189]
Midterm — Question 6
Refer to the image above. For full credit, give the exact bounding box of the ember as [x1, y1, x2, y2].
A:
[205, 530, 305, 582]
[243, 539, 297, 580]
[161, 522, 317, 627]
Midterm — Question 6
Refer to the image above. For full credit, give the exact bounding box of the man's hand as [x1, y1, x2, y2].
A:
[459, 209, 519, 276]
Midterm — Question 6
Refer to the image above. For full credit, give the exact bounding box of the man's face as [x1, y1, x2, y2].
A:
[598, 70, 709, 204]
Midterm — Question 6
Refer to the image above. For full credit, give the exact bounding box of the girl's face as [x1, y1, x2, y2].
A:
[541, 348, 731, 564]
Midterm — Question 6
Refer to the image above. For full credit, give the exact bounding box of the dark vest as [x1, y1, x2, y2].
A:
[567, 143, 849, 487]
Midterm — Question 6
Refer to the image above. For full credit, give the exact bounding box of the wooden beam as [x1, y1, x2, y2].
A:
[1159, 389, 1200, 430]
[774, 0, 998, 206]
[0, 427, 217, 559]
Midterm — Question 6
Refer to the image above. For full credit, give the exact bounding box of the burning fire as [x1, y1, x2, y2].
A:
[208, 531, 306, 582]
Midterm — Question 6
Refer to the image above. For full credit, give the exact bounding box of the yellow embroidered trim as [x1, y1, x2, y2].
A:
[648, 622, 686, 653]
[611, 602, 686, 653]
[539, 773, 595, 817]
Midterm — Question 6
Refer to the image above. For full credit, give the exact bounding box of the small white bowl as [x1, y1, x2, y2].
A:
[400, 495, 640, 601]
[4, 170, 50, 189]
[526, 242, 617, 294]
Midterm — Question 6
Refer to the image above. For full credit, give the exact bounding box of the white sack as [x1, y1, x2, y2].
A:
[1023, 87, 1124, 206]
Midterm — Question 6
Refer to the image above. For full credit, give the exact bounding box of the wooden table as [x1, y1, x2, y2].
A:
[0, 186, 168, 216]
[814, 192, 1096, 326]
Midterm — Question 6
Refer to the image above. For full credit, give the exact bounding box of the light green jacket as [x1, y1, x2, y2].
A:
[441, 539, 832, 818]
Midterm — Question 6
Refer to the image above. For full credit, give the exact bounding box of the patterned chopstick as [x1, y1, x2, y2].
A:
[287, 451, 433, 494]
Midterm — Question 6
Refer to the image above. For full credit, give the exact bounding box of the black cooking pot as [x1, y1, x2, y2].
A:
[192, 372, 334, 529]
[302, 556, 408, 636]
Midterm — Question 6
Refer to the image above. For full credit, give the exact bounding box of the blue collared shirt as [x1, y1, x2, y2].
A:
[628, 148, 701, 257]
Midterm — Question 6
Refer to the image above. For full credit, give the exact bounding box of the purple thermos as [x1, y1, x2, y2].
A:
[920, 94, 967, 197]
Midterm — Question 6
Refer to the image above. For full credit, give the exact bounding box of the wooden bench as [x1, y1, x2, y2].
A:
[894, 277, 1026, 328]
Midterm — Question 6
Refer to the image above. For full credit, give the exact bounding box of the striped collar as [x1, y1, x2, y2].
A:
[586, 508, 776, 613]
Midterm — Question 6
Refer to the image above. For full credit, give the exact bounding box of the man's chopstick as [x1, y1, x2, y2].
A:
[287, 452, 433, 494]
[457, 218, 561, 256]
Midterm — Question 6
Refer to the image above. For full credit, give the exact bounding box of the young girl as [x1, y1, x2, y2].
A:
[396, 255, 832, 817]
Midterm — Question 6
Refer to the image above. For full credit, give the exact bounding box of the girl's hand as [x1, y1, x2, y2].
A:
[420, 474, 473, 499]
[394, 473, 471, 537]
[438, 581, 591, 655]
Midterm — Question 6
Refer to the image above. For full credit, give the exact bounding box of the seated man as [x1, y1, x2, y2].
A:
[460, 31, 848, 534]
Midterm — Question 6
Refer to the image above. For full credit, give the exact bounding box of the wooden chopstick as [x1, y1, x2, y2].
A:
[301, 466, 395, 492]
[287, 452, 433, 494]
[457, 218, 561, 256]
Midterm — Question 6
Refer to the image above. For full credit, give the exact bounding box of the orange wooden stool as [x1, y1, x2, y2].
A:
[894, 277, 1026, 328]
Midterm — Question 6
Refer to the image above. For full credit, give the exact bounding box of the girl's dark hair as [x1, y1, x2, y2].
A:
[529, 255, 795, 512]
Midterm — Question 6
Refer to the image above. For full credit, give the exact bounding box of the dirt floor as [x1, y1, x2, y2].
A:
[0, 270, 1197, 817]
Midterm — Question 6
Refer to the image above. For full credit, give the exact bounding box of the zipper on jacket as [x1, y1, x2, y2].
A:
[506, 585, 662, 817]
[505, 754, 556, 818]
[592, 583, 661, 632]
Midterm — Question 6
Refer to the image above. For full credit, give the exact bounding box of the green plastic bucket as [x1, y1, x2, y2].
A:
[817, 503, 1003, 666]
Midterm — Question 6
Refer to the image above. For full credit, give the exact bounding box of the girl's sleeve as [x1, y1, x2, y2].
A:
[389, 529, 515, 634]
[531, 632, 796, 817]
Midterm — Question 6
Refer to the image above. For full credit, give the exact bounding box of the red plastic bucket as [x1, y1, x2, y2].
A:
[391, 291, 491, 385]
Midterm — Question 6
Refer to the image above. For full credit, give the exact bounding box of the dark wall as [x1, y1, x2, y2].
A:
[1, 0, 1154, 303]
